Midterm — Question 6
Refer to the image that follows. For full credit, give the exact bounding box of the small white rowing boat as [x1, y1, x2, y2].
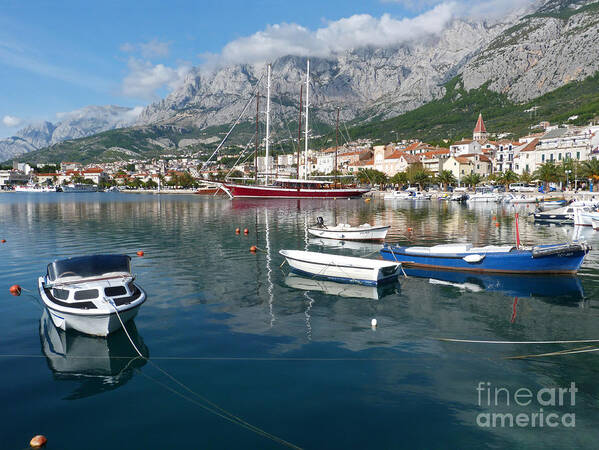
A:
[308, 217, 390, 241]
[279, 249, 401, 285]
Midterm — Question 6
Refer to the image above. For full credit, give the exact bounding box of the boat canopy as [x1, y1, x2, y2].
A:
[47, 254, 131, 282]
[273, 178, 333, 189]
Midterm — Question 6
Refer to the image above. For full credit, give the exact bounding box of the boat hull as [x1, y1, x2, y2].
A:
[307, 226, 389, 241]
[380, 244, 589, 274]
[280, 250, 400, 286]
[46, 305, 142, 337]
[222, 184, 369, 199]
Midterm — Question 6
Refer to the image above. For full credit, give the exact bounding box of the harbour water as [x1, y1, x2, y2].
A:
[2, 193, 599, 449]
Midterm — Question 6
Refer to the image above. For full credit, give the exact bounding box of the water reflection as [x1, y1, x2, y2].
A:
[285, 273, 398, 300]
[39, 310, 148, 399]
[403, 269, 585, 300]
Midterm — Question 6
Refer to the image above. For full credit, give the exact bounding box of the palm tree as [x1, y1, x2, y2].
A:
[581, 159, 599, 181]
[437, 170, 456, 191]
[519, 169, 534, 185]
[534, 162, 562, 191]
[389, 172, 408, 187]
[410, 169, 431, 191]
[356, 169, 388, 185]
[462, 173, 482, 188]
[497, 170, 519, 190]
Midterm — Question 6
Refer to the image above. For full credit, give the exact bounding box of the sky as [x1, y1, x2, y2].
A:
[0, 0, 533, 138]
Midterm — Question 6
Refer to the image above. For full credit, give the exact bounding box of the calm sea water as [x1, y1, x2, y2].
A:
[2, 193, 599, 449]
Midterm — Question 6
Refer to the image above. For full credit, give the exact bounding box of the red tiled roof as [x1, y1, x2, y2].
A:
[520, 138, 540, 152]
[453, 140, 473, 145]
[454, 156, 472, 164]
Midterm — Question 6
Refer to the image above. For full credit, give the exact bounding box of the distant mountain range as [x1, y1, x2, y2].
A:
[7, 0, 599, 164]
[0, 105, 139, 162]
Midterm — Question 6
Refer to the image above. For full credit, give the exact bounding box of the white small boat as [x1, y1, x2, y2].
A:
[308, 217, 389, 241]
[411, 191, 432, 201]
[279, 249, 401, 286]
[573, 207, 599, 227]
[38, 254, 146, 336]
[15, 184, 57, 193]
[383, 190, 412, 200]
[466, 192, 501, 203]
[502, 193, 540, 204]
[62, 184, 98, 193]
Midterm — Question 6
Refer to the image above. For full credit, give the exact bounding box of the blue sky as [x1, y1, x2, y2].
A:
[0, 0, 526, 137]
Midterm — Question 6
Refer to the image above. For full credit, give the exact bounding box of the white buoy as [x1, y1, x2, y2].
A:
[371, 318, 377, 328]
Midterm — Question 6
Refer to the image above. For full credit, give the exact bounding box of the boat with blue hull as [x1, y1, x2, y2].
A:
[402, 268, 584, 299]
[380, 242, 590, 274]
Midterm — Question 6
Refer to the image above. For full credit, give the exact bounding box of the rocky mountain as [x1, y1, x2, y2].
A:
[137, 19, 510, 130]
[11, 0, 599, 164]
[460, 0, 599, 101]
[0, 105, 140, 162]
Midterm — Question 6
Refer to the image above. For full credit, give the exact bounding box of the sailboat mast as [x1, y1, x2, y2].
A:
[304, 59, 309, 180]
[255, 89, 259, 182]
[265, 64, 271, 185]
[335, 107, 339, 187]
[297, 85, 303, 181]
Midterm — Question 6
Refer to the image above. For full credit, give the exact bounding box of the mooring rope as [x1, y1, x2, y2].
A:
[103, 298, 302, 449]
[436, 338, 599, 344]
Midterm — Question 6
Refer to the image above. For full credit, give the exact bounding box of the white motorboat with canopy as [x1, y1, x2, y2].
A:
[38, 254, 147, 337]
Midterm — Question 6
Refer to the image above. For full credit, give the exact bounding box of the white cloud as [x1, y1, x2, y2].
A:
[203, 0, 537, 67]
[121, 58, 191, 99]
[120, 39, 171, 58]
[2, 115, 23, 127]
[205, 3, 456, 66]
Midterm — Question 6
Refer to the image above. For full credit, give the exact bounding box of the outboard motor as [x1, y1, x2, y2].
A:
[315, 216, 326, 228]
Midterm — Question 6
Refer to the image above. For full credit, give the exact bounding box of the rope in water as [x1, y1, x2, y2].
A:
[104, 298, 302, 450]
[436, 338, 599, 344]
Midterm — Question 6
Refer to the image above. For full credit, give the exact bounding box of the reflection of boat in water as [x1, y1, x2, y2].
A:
[40, 310, 148, 399]
[403, 268, 584, 299]
[284, 273, 398, 300]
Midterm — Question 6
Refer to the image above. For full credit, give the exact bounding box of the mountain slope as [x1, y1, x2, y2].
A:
[460, 0, 599, 100]
[0, 105, 140, 161]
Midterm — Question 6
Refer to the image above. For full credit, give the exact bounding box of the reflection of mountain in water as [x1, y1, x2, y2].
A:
[39, 310, 149, 400]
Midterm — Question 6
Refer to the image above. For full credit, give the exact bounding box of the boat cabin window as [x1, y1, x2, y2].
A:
[47, 254, 131, 281]
[52, 288, 69, 300]
[74, 289, 99, 300]
[105, 286, 127, 297]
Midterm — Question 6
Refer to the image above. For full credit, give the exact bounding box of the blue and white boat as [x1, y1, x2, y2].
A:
[380, 242, 590, 274]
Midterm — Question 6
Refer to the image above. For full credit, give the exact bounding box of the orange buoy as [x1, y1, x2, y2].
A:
[243, 228, 249, 234]
[1, 239, 5, 243]
[136, 250, 144, 257]
[495, 222, 500, 227]
[29, 435, 47, 448]
[492, 216, 496, 221]
[9, 285, 21, 296]
[407, 227, 413, 232]
[235, 228, 240, 234]
[365, 198, 371, 202]
[250, 245, 257, 253]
